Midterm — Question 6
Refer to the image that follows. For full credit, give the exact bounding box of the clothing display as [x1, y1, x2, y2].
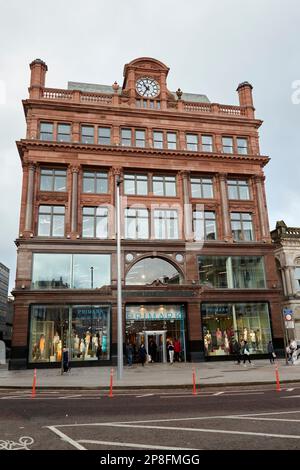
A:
[216, 328, 223, 347]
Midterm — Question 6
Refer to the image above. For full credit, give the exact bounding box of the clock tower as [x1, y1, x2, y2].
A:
[122, 57, 170, 109]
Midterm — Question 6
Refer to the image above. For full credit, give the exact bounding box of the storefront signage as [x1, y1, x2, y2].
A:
[126, 311, 183, 321]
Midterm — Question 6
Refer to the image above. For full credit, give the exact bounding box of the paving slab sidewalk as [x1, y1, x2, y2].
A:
[0, 359, 299, 389]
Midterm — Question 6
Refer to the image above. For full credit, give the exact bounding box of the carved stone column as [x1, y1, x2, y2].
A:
[219, 173, 232, 241]
[284, 267, 294, 296]
[179, 170, 192, 241]
[25, 162, 36, 232]
[255, 175, 269, 241]
[70, 165, 79, 234]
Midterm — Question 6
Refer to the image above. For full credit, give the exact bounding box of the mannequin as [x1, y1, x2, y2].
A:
[205, 330, 212, 352]
[39, 334, 46, 359]
[92, 335, 99, 355]
[80, 339, 85, 358]
[74, 334, 80, 351]
[53, 332, 60, 356]
[85, 331, 91, 358]
[249, 330, 256, 349]
[224, 332, 230, 352]
[243, 327, 248, 341]
[216, 328, 223, 347]
[57, 340, 62, 361]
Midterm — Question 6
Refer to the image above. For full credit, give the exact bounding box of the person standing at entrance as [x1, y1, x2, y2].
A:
[138, 343, 147, 367]
[126, 341, 134, 366]
[168, 340, 175, 364]
[174, 338, 181, 362]
[149, 339, 157, 363]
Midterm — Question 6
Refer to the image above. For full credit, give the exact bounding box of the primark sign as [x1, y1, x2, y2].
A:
[126, 310, 184, 321]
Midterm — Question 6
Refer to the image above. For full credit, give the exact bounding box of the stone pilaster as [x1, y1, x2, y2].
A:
[219, 173, 232, 241]
[24, 162, 36, 232]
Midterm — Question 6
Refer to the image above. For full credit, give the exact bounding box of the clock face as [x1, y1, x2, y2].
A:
[136, 77, 160, 98]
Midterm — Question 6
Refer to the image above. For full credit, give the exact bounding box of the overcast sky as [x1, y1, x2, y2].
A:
[0, 0, 299, 291]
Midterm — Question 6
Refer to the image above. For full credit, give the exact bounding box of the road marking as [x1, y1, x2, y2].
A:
[136, 393, 154, 398]
[160, 392, 264, 399]
[214, 391, 224, 396]
[224, 416, 300, 423]
[106, 423, 300, 440]
[77, 439, 195, 450]
[281, 396, 300, 399]
[287, 388, 295, 392]
[58, 395, 83, 399]
[47, 426, 86, 450]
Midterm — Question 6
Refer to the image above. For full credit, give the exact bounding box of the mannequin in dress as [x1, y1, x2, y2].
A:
[39, 334, 46, 359]
[216, 328, 223, 347]
[85, 331, 91, 358]
[57, 340, 62, 361]
[205, 331, 212, 353]
[92, 335, 99, 356]
[243, 328, 248, 341]
[53, 332, 60, 357]
[80, 339, 85, 358]
[224, 332, 230, 352]
[74, 334, 80, 351]
[249, 330, 256, 350]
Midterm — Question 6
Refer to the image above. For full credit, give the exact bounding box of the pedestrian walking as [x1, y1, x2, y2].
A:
[149, 339, 157, 363]
[138, 343, 147, 367]
[267, 340, 276, 364]
[233, 339, 241, 364]
[126, 341, 134, 366]
[174, 338, 182, 362]
[242, 340, 253, 366]
[168, 340, 175, 364]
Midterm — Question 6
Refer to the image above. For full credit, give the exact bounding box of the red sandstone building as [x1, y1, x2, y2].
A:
[11, 57, 283, 369]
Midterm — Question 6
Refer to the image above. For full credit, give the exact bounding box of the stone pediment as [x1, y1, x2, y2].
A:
[123, 57, 169, 76]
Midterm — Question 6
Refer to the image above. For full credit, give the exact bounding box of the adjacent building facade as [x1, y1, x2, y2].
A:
[0, 263, 10, 343]
[271, 221, 300, 344]
[11, 57, 283, 369]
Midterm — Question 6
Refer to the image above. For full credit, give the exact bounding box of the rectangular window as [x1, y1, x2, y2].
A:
[124, 174, 148, 195]
[40, 169, 67, 192]
[121, 128, 132, 146]
[135, 129, 146, 148]
[186, 134, 198, 151]
[167, 132, 177, 150]
[40, 122, 53, 141]
[198, 256, 266, 289]
[153, 131, 163, 149]
[154, 210, 179, 240]
[190, 177, 213, 198]
[237, 138, 248, 155]
[125, 208, 149, 239]
[82, 207, 108, 239]
[201, 135, 213, 152]
[98, 127, 111, 145]
[82, 171, 108, 194]
[201, 302, 272, 357]
[231, 212, 254, 241]
[29, 304, 111, 363]
[81, 126, 95, 144]
[153, 175, 176, 197]
[37, 205, 65, 237]
[228, 180, 250, 200]
[193, 211, 217, 240]
[222, 136, 234, 154]
[57, 123, 71, 142]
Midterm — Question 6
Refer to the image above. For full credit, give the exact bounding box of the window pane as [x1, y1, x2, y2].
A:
[81, 126, 94, 144]
[40, 123, 53, 141]
[228, 184, 238, 199]
[232, 257, 265, 288]
[186, 134, 198, 151]
[202, 135, 213, 152]
[205, 220, 216, 240]
[32, 254, 72, 289]
[153, 179, 164, 196]
[96, 213, 108, 238]
[135, 130, 145, 147]
[222, 137, 233, 153]
[52, 215, 65, 236]
[239, 185, 250, 200]
[72, 254, 111, 289]
[153, 131, 163, 149]
[198, 256, 228, 288]
[57, 124, 71, 142]
[54, 176, 66, 192]
[124, 178, 135, 195]
[202, 181, 213, 198]
[121, 129, 131, 146]
[165, 181, 176, 196]
[237, 138, 248, 155]
[167, 132, 177, 150]
[40, 174, 53, 191]
[96, 176, 108, 194]
[83, 176, 94, 193]
[38, 214, 51, 236]
[82, 216, 94, 238]
[98, 127, 111, 145]
[125, 257, 182, 285]
[136, 178, 148, 195]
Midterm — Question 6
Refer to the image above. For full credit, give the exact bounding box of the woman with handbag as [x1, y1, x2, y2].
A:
[242, 340, 253, 366]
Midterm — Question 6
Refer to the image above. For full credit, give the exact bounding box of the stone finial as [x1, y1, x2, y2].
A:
[176, 88, 183, 100]
[112, 81, 119, 93]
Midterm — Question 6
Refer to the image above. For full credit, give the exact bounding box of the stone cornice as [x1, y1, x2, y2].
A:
[22, 98, 263, 129]
[16, 139, 270, 167]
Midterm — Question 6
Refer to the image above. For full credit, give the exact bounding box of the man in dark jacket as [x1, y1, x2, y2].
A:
[233, 339, 241, 364]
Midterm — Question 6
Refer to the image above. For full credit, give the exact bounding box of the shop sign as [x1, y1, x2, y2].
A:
[127, 311, 183, 321]
[285, 321, 295, 329]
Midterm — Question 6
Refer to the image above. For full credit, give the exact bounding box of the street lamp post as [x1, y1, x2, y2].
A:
[90, 266, 94, 289]
[116, 175, 123, 380]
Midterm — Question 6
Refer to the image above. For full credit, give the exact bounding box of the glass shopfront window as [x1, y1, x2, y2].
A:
[202, 302, 272, 357]
[125, 304, 186, 363]
[126, 257, 182, 285]
[198, 256, 266, 289]
[32, 253, 111, 289]
[29, 305, 110, 363]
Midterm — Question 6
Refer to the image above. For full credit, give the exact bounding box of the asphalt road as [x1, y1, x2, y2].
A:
[1, 384, 300, 450]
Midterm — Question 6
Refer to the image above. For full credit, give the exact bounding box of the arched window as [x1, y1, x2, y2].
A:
[125, 257, 183, 285]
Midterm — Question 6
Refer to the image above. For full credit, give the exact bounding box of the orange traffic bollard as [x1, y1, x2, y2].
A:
[275, 363, 281, 392]
[192, 368, 197, 395]
[108, 368, 114, 398]
[31, 368, 37, 398]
